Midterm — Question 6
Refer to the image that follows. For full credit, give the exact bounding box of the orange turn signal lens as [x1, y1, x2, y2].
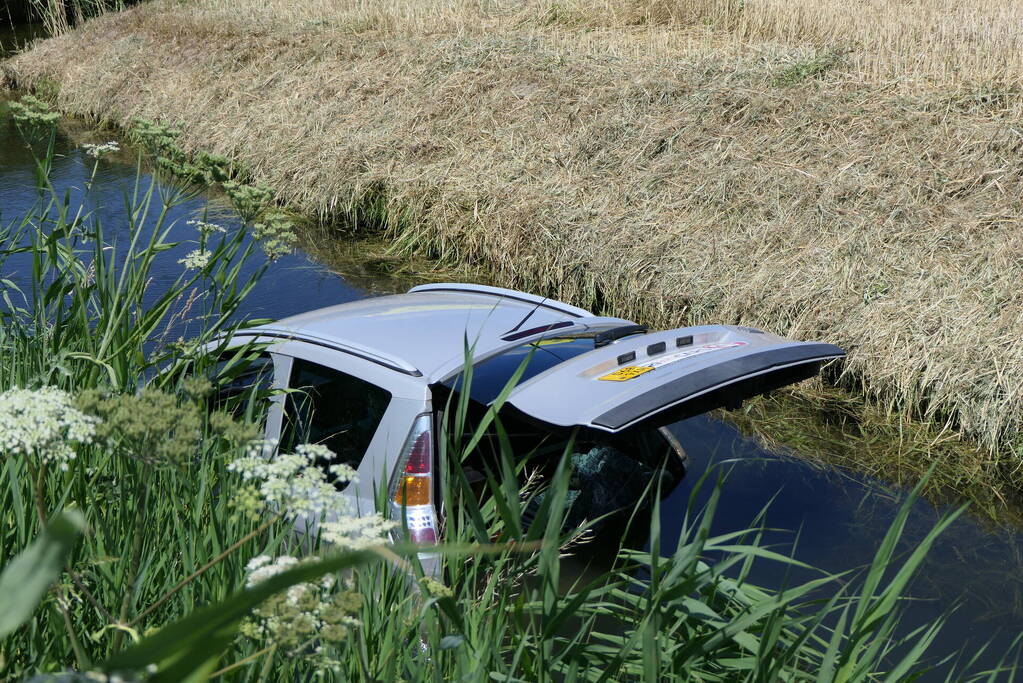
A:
[394, 475, 431, 506]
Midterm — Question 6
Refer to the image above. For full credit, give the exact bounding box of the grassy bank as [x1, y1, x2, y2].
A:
[4, 0, 1021, 471]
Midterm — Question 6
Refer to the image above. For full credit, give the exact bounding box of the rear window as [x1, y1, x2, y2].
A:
[446, 336, 597, 405]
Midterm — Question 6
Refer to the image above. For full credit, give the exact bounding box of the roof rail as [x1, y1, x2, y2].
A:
[234, 329, 424, 377]
[408, 283, 594, 319]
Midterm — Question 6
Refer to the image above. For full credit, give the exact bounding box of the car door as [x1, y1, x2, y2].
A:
[267, 338, 430, 523]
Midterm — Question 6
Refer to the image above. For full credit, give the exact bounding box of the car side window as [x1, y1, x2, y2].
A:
[211, 350, 276, 422]
[281, 358, 392, 472]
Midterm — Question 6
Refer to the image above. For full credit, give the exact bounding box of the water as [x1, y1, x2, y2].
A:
[0, 100, 404, 321]
[659, 416, 1023, 674]
[3, 58, 1023, 679]
[0, 22, 46, 56]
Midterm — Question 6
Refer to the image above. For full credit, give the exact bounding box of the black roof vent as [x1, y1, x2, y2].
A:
[595, 325, 648, 348]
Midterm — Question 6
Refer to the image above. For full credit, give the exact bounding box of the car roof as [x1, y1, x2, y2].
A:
[251, 283, 631, 381]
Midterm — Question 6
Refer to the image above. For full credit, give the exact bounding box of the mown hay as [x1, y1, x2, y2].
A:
[4, 0, 1023, 458]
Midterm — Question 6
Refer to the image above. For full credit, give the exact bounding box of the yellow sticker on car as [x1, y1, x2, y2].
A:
[533, 338, 575, 347]
[598, 366, 654, 381]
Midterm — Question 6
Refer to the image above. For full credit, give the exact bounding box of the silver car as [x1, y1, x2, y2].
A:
[212, 282, 844, 546]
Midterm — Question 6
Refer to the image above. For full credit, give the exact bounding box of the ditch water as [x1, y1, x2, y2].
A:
[2, 36, 1023, 678]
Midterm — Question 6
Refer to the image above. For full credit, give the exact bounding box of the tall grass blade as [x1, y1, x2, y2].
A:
[0, 510, 86, 637]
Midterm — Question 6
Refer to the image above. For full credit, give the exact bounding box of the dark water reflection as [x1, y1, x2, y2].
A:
[0, 22, 46, 59]
[2, 63, 1022, 679]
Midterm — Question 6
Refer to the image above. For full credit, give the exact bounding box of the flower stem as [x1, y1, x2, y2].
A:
[255, 643, 279, 683]
[26, 459, 90, 670]
[30, 460, 48, 526]
[70, 571, 115, 623]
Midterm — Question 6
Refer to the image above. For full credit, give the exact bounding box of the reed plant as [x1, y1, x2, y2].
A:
[0, 102, 1017, 681]
[25, 1, 135, 36]
[0, 98, 285, 675]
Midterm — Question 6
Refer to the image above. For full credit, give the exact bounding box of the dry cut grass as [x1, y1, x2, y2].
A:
[191, 0, 1023, 85]
[608, 0, 1023, 83]
[3, 0, 1023, 468]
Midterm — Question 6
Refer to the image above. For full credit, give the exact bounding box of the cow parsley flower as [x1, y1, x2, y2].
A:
[240, 554, 363, 650]
[0, 387, 99, 470]
[321, 513, 399, 550]
[228, 442, 395, 547]
[418, 576, 453, 599]
[229, 442, 341, 519]
[186, 219, 227, 235]
[75, 388, 203, 467]
[82, 141, 121, 158]
[178, 249, 212, 270]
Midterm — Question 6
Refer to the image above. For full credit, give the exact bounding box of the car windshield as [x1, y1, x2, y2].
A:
[444, 336, 598, 404]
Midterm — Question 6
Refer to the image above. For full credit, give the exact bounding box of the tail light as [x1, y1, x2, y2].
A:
[389, 413, 438, 545]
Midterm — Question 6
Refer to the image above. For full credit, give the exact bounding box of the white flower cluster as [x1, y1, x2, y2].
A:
[177, 248, 212, 270]
[228, 442, 395, 550]
[186, 219, 227, 235]
[230, 442, 349, 518]
[320, 514, 397, 550]
[82, 141, 120, 158]
[241, 555, 363, 648]
[0, 387, 99, 471]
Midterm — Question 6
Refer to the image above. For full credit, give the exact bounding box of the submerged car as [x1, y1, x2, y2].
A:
[212, 283, 845, 545]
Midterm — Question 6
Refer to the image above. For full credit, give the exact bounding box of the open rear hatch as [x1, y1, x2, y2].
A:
[503, 325, 844, 434]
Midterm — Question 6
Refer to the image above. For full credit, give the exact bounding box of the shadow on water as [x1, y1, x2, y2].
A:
[3, 65, 1023, 678]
